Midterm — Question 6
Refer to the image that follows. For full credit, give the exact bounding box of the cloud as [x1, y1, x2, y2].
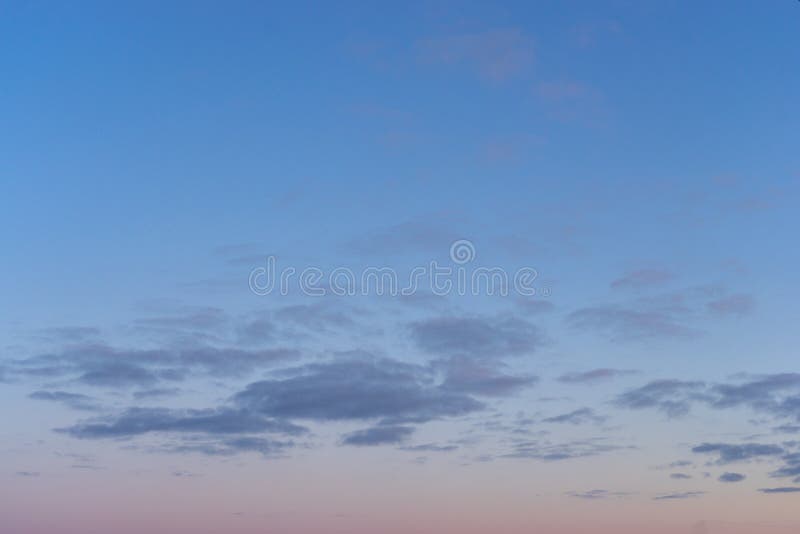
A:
[770, 452, 800, 481]
[132, 388, 181, 400]
[610, 269, 674, 290]
[567, 306, 699, 341]
[566, 489, 630, 500]
[567, 288, 753, 341]
[691, 443, 784, 464]
[159, 436, 294, 457]
[416, 28, 534, 82]
[707, 294, 755, 317]
[58, 407, 307, 439]
[542, 408, 607, 425]
[503, 438, 627, 462]
[670, 473, 692, 480]
[759, 487, 800, 494]
[410, 316, 543, 358]
[719, 472, 746, 483]
[437, 357, 537, 397]
[13, 343, 300, 388]
[29, 390, 100, 411]
[233, 357, 484, 424]
[400, 443, 458, 453]
[653, 491, 705, 500]
[615, 373, 800, 420]
[557, 368, 638, 384]
[15, 471, 40, 477]
[615, 380, 708, 417]
[341, 425, 414, 446]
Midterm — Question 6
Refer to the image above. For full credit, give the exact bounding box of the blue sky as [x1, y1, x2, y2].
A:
[2, 2, 800, 533]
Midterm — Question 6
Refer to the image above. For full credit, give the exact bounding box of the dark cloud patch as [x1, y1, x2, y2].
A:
[341, 425, 414, 446]
[709, 373, 800, 413]
[410, 316, 543, 358]
[654, 491, 705, 500]
[13, 344, 300, 388]
[557, 368, 638, 385]
[15, 471, 40, 477]
[615, 380, 708, 417]
[616, 373, 800, 421]
[719, 472, 746, 483]
[542, 408, 607, 425]
[759, 487, 800, 494]
[503, 438, 628, 462]
[691, 443, 784, 464]
[159, 436, 294, 457]
[770, 452, 800, 481]
[670, 473, 692, 480]
[29, 390, 99, 411]
[58, 407, 307, 439]
[233, 358, 484, 424]
[611, 269, 674, 290]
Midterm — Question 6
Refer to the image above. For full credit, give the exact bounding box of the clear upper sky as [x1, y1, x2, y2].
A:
[2, 2, 800, 533]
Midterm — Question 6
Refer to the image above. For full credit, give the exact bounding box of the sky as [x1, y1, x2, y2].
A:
[1, 1, 800, 533]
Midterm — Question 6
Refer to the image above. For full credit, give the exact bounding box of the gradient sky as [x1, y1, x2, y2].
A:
[2, 2, 800, 533]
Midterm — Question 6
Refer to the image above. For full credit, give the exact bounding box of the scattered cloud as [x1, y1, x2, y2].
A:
[557, 368, 638, 385]
[410, 315, 543, 359]
[542, 408, 607, 425]
[341, 425, 414, 446]
[719, 472, 746, 483]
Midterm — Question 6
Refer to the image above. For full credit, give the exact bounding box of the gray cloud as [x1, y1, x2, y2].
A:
[58, 407, 307, 439]
[411, 316, 543, 358]
[400, 443, 459, 453]
[13, 344, 299, 388]
[437, 357, 537, 397]
[616, 374, 800, 421]
[233, 358, 484, 424]
[341, 425, 414, 446]
[557, 368, 638, 384]
[29, 390, 100, 411]
[691, 443, 784, 464]
[615, 380, 708, 417]
[653, 491, 705, 500]
[670, 473, 692, 480]
[759, 487, 800, 494]
[542, 408, 607, 425]
[503, 438, 627, 462]
[719, 472, 746, 483]
[566, 489, 630, 500]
